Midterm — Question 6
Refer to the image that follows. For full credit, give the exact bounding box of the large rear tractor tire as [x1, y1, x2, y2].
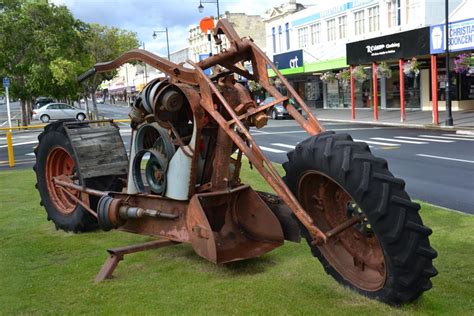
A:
[34, 120, 123, 232]
[283, 131, 437, 305]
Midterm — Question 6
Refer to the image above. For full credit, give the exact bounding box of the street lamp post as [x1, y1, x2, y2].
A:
[152, 28, 171, 61]
[445, 0, 453, 126]
[139, 41, 148, 84]
[197, 0, 220, 18]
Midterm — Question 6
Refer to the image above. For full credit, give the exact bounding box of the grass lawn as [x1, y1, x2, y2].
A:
[0, 166, 473, 315]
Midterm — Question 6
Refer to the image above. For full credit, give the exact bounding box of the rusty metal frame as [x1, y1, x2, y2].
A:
[95, 239, 178, 282]
[75, 18, 331, 246]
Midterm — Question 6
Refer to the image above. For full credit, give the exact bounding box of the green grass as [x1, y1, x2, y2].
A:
[0, 167, 473, 315]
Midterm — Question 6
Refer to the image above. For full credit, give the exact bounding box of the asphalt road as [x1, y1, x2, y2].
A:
[1, 108, 473, 214]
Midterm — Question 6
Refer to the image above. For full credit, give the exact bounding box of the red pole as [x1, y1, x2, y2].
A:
[372, 62, 378, 121]
[431, 55, 439, 125]
[350, 65, 355, 120]
[399, 59, 406, 122]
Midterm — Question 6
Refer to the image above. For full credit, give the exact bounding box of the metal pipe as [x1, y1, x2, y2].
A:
[399, 59, 406, 122]
[326, 216, 361, 238]
[372, 62, 378, 121]
[53, 178, 107, 197]
[431, 55, 439, 125]
[445, 0, 453, 126]
[56, 185, 98, 218]
[350, 65, 355, 120]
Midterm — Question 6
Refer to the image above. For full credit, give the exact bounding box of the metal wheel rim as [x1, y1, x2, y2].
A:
[298, 171, 386, 292]
[45, 146, 78, 214]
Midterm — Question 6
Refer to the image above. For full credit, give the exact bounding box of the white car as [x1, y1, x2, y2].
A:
[32, 103, 86, 123]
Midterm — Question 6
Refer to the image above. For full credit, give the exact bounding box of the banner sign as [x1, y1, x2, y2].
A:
[346, 27, 430, 64]
[273, 49, 303, 70]
[430, 18, 474, 54]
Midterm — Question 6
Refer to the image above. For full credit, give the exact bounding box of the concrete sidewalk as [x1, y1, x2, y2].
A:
[312, 108, 474, 131]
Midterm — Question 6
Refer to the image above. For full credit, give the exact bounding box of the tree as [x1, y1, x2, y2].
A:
[80, 24, 138, 119]
[0, 1, 87, 125]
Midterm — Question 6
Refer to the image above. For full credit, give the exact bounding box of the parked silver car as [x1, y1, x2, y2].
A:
[32, 103, 86, 123]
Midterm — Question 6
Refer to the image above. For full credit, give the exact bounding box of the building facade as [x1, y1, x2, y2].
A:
[188, 12, 266, 62]
[264, 0, 467, 111]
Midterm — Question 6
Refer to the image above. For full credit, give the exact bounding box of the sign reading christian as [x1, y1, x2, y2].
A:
[430, 18, 474, 54]
[346, 27, 430, 64]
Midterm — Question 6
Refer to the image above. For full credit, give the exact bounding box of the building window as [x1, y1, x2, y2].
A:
[285, 23, 290, 50]
[368, 6, 379, 32]
[354, 10, 365, 36]
[272, 27, 276, 53]
[310, 23, 320, 45]
[338, 15, 347, 39]
[278, 25, 282, 52]
[327, 19, 336, 41]
[388, 0, 401, 27]
[298, 26, 309, 48]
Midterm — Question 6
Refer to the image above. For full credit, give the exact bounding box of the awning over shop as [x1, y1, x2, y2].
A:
[346, 27, 430, 65]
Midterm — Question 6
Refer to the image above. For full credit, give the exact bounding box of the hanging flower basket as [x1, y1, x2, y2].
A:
[351, 65, 367, 83]
[321, 71, 336, 83]
[247, 80, 262, 92]
[376, 62, 392, 79]
[454, 53, 474, 76]
[403, 57, 420, 77]
[336, 69, 351, 85]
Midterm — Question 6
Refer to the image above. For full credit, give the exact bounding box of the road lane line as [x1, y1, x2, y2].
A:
[443, 133, 474, 138]
[395, 136, 454, 143]
[0, 140, 38, 148]
[420, 135, 474, 141]
[271, 143, 295, 149]
[371, 137, 427, 144]
[354, 139, 399, 146]
[259, 146, 286, 153]
[416, 154, 474, 164]
[250, 126, 383, 136]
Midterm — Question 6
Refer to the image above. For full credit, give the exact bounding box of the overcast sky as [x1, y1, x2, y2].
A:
[51, 0, 288, 58]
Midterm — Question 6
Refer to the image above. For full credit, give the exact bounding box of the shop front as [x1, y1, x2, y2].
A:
[346, 27, 431, 120]
[272, 49, 325, 108]
[430, 17, 474, 114]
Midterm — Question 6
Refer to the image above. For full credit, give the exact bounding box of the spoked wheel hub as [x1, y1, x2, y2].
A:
[45, 146, 79, 214]
[298, 171, 386, 292]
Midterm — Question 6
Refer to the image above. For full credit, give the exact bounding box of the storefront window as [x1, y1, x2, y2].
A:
[385, 66, 421, 108]
[460, 73, 474, 100]
[305, 79, 323, 108]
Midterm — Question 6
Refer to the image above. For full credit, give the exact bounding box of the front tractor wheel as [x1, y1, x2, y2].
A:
[283, 132, 437, 305]
[34, 120, 123, 232]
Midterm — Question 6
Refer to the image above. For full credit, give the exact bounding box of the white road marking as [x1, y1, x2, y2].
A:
[259, 146, 286, 153]
[271, 143, 295, 149]
[395, 136, 454, 143]
[416, 154, 474, 164]
[443, 133, 474, 138]
[251, 126, 382, 135]
[354, 139, 399, 146]
[371, 137, 427, 144]
[0, 140, 38, 148]
[25, 153, 35, 156]
[420, 135, 474, 141]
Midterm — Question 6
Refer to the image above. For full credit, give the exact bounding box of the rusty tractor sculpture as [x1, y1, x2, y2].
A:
[34, 19, 437, 305]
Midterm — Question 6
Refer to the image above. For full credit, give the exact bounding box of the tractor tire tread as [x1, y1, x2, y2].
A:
[284, 132, 436, 305]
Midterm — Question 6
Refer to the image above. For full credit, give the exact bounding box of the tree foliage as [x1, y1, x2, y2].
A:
[80, 23, 138, 118]
[0, 0, 138, 124]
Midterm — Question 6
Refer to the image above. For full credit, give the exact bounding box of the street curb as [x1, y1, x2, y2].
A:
[318, 118, 474, 131]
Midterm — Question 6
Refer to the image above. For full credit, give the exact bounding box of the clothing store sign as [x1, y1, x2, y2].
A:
[273, 50, 304, 70]
[430, 18, 474, 54]
[346, 27, 430, 64]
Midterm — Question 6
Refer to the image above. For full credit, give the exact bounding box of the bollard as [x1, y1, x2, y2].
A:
[6, 130, 15, 167]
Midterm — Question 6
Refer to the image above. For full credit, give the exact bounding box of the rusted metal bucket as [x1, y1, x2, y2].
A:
[186, 185, 284, 264]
